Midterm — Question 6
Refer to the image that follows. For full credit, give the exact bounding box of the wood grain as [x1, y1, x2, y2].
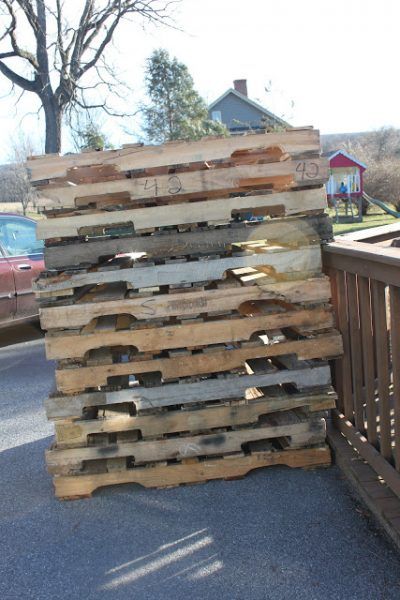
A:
[37, 159, 329, 210]
[45, 306, 334, 360]
[45, 364, 332, 419]
[28, 129, 320, 183]
[54, 332, 342, 393]
[37, 187, 328, 240]
[51, 446, 331, 498]
[34, 245, 323, 295]
[40, 276, 332, 330]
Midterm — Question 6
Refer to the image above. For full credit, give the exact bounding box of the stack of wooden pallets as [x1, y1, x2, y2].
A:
[29, 128, 342, 499]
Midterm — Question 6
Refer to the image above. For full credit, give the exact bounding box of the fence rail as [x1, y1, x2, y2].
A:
[323, 238, 400, 497]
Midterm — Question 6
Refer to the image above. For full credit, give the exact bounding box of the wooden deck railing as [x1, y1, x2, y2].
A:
[323, 235, 400, 497]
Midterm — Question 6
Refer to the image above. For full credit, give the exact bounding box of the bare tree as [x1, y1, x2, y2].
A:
[0, 1, 175, 153]
[0, 162, 38, 214]
[0, 134, 39, 214]
[344, 128, 400, 211]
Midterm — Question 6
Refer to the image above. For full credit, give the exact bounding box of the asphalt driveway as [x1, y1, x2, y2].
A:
[1, 329, 400, 600]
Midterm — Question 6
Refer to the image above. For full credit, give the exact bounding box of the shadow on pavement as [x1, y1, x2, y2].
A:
[0, 321, 43, 348]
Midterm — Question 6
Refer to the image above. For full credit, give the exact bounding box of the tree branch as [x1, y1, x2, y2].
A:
[0, 59, 38, 92]
[2, 0, 39, 68]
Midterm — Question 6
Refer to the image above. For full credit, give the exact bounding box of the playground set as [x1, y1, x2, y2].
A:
[324, 149, 400, 223]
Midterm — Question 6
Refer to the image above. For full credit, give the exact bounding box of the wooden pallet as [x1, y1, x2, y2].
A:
[27, 129, 321, 184]
[54, 332, 342, 394]
[37, 187, 328, 240]
[36, 157, 329, 211]
[34, 243, 323, 299]
[44, 305, 334, 360]
[51, 445, 331, 499]
[53, 393, 336, 448]
[39, 276, 332, 330]
[45, 363, 332, 419]
[42, 213, 332, 270]
[46, 409, 327, 474]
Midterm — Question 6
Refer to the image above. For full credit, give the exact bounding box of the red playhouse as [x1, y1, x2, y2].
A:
[323, 149, 367, 222]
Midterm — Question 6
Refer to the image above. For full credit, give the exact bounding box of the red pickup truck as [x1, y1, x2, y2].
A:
[0, 213, 44, 328]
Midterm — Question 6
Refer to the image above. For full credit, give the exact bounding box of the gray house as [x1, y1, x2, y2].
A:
[208, 79, 289, 134]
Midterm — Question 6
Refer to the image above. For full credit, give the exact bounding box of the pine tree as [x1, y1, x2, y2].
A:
[78, 123, 109, 151]
[143, 49, 228, 143]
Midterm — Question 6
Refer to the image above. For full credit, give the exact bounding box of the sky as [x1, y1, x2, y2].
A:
[0, 0, 399, 160]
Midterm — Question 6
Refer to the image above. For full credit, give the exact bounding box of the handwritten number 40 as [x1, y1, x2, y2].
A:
[295, 162, 319, 180]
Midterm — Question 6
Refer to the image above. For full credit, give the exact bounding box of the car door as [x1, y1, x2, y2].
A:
[0, 246, 16, 324]
[0, 217, 44, 319]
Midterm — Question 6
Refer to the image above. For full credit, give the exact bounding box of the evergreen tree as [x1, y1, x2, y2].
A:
[143, 49, 228, 143]
[71, 112, 112, 151]
[78, 122, 109, 151]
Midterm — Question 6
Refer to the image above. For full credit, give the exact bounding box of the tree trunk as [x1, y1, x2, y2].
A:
[43, 97, 62, 154]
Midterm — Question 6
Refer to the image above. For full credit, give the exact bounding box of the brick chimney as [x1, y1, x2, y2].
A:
[233, 79, 248, 97]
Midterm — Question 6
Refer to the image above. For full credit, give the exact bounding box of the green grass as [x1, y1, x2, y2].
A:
[330, 207, 398, 236]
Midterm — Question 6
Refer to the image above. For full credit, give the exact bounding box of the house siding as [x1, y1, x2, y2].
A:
[208, 93, 280, 132]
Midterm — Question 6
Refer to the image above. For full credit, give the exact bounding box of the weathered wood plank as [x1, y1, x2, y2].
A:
[346, 273, 364, 430]
[51, 445, 331, 498]
[43, 214, 332, 270]
[371, 280, 392, 460]
[358, 276, 377, 447]
[390, 285, 400, 471]
[45, 307, 334, 360]
[334, 270, 353, 419]
[37, 159, 329, 210]
[54, 393, 335, 447]
[37, 187, 328, 240]
[28, 129, 321, 183]
[34, 245, 323, 295]
[46, 413, 326, 472]
[40, 276, 332, 330]
[55, 332, 342, 393]
[46, 365, 332, 419]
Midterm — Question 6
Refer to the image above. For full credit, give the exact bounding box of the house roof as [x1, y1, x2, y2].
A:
[208, 88, 289, 127]
[322, 149, 367, 170]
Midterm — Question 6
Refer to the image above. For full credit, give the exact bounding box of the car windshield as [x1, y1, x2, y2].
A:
[0, 217, 44, 256]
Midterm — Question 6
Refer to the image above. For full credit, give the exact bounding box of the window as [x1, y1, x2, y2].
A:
[0, 218, 43, 257]
[211, 110, 222, 122]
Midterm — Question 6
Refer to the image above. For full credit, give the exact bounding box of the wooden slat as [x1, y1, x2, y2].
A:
[37, 187, 328, 240]
[37, 158, 329, 210]
[34, 245, 323, 295]
[346, 273, 364, 430]
[336, 222, 400, 244]
[334, 270, 353, 419]
[45, 306, 334, 360]
[358, 276, 377, 447]
[27, 129, 321, 183]
[371, 280, 392, 460]
[45, 364, 332, 419]
[390, 285, 400, 470]
[327, 267, 343, 411]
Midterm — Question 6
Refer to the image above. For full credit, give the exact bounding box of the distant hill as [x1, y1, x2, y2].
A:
[321, 131, 370, 152]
